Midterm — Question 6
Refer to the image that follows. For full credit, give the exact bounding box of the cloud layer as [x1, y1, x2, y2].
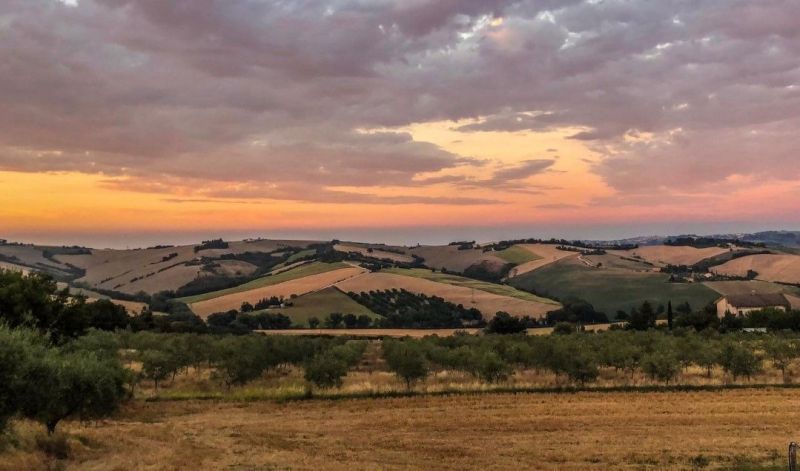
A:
[1, 0, 799, 207]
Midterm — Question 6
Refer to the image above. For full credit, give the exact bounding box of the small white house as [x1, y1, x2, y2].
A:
[715, 292, 791, 317]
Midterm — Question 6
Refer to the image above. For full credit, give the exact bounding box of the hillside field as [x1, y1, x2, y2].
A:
[336, 272, 558, 318]
[509, 257, 719, 316]
[712, 253, 800, 285]
[266, 287, 380, 327]
[187, 265, 366, 318]
[5, 389, 793, 470]
[609, 245, 730, 267]
[178, 262, 352, 304]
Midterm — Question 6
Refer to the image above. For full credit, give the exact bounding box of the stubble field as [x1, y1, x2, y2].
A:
[4, 389, 796, 470]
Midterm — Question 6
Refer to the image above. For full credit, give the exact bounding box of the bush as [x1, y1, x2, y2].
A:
[383, 341, 429, 389]
[641, 353, 681, 384]
[304, 354, 349, 389]
[485, 312, 527, 335]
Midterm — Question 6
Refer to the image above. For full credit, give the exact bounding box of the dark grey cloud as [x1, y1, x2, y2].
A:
[1, 0, 799, 203]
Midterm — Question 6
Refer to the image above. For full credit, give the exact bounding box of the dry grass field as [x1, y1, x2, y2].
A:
[189, 266, 367, 317]
[408, 245, 507, 273]
[610, 245, 730, 267]
[712, 254, 800, 285]
[334, 243, 415, 263]
[509, 244, 577, 277]
[3, 389, 796, 470]
[336, 272, 556, 318]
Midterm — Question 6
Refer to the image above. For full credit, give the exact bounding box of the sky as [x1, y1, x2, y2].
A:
[1, 0, 800, 248]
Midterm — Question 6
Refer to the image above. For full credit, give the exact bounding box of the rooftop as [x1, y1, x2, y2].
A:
[723, 293, 790, 309]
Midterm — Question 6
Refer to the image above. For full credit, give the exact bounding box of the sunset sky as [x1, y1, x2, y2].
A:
[2, 0, 799, 247]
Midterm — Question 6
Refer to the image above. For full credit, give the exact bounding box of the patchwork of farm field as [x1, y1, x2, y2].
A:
[384, 267, 558, 305]
[712, 253, 800, 285]
[609, 244, 730, 267]
[266, 287, 380, 326]
[508, 244, 577, 276]
[336, 271, 558, 318]
[11, 389, 795, 470]
[509, 256, 719, 316]
[188, 265, 367, 317]
[178, 262, 352, 304]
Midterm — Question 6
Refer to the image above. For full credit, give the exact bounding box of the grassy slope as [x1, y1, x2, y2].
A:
[285, 249, 316, 264]
[264, 287, 380, 327]
[384, 267, 559, 305]
[176, 262, 350, 304]
[508, 257, 719, 316]
[704, 280, 800, 297]
[494, 245, 541, 265]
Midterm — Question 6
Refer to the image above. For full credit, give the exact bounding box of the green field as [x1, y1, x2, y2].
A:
[176, 262, 350, 304]
[508, 257, 719, 317]
[494, 245, 541, 265]
[704, 280, 800, 297]
[285, 248, 316, 264]
[384, 267, 559, 305]
[265, 287, 380, 327]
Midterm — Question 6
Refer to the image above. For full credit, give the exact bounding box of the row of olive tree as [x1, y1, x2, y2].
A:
[380, 330, 796, 389]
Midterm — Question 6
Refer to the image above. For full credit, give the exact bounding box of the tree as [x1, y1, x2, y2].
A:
[240, 301, 254, 313]
[325, 313, 344, 329]
[552, 322, 576, 335]
[473, 350, 512, 383]
[138, 350, 176, 393]
[627, 301, 657, 331]
[641, 352, 681, 384]
[212, 336, 270, 390]
[764, 337, 797, 383]
[0, 325, 47, 434]
[485, 312, 527, 335]
[667, 301, 673, 331]
[308, 317, 320, 329]
[718, 341, 761, 382]
[383, 341, 429, 390]
[304, 353, 348, 389]
[20, 350, 128, 434]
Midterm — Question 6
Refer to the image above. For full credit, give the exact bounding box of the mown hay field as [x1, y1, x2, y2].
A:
[610, 245, 730, 267]
[336, 272, 557, 319]
[408, 245, 507, 273]
[510, 257, 719, 316]
[6, 389, 796, 470]
[188, 266, 366, 318]
[712, 253, 800, 285]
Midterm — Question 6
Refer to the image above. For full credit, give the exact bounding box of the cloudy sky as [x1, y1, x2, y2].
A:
[2, 0, 799, 247]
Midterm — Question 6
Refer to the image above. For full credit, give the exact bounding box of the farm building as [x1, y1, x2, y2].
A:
[715, 292, 791, 317]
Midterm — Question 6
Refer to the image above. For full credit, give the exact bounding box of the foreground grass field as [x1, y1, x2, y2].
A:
[4, 389, 793, 470]
[510, 257, 719, 315]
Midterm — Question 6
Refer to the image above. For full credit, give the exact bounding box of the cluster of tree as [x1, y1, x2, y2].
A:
[449, 241, 476, 250]
[545, 300, 609, 325]
[242, 296, 290, 311]
[206, 310, 293, 334]
[309, 312, 375, 329]
[555, 245, 607, 255]
[193, 238, 229, 252]
[315, 242, 424, 270]
[463, 260, 514, 283]
[0, 326, 129, 436]
[115, 331, 364, 391]
[483, 238, 638, 252]
[665, 236, 765, 249]
[378, 330, 782, 389]
[346, 289, 485, 328]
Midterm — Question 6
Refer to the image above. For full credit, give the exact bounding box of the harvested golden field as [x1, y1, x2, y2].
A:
[259, 328, 483, 337]
[508, 244, 577, 277]
[712, 253, 800, 284]
[409, 245, 506, 273]
[334, 243, 415, 263]
[0, 260, 30, 274]
[336, 272, 555, 318]
[611, 245, 729, 267]
[190, 267, 367, 317]
[7, 389, 796, 470]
